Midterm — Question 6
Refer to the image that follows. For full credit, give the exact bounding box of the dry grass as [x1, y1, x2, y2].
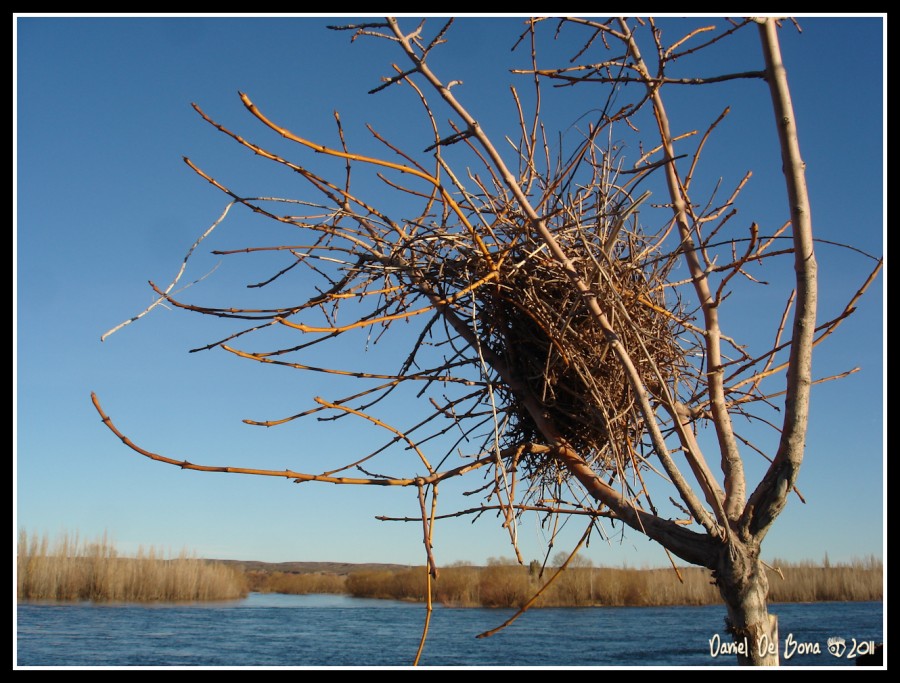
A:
[433, 563, 485, 608]
[253, 571, 347, 595]
[345, 567, 429, 602]
[20, 528, 880, 609]
[766, 556, 883, 603]
[476, 558, 536, 608]
[17, 531, 247, 602]
[310, 556, 883, 608]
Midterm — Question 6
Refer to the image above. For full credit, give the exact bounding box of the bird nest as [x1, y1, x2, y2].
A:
[431, 226, 690, 480]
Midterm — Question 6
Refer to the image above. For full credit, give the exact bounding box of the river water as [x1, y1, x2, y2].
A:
[16, 593, 883, 667]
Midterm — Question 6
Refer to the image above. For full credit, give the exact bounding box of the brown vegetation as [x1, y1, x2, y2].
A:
[346, 567, 429, 602]
[766, 556, 883, 603]
[249, 570, 347, 595]
[18, 529, 881, 609]
[303, 556, 883, 609]
[17, 531, 247, 602]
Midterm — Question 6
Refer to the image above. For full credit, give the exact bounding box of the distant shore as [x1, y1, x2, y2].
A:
[236, 556, 883, 609]
[18, 532, 882, 608]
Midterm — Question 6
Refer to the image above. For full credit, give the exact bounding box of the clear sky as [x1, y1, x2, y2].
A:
[15, 15, 885, 569]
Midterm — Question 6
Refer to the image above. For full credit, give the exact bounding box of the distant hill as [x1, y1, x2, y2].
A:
[212, 560, 413, 575]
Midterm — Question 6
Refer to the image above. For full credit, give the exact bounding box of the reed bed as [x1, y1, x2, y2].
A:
[21, 529, 879, 608]
[330, 557, 883, 608]
[17, 531, 247, 602]
[766, 556, 883, 603]
[253, 571, 347, 595]
[346, 567, 429, 602]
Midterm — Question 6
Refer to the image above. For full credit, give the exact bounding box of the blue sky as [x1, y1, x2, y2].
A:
[15, 15, 885, 569]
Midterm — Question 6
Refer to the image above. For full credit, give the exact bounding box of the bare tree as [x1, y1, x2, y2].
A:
[95, 17, 881, 665]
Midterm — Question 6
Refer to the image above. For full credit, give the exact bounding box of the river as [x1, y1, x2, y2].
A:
[16, 593, 883, 667]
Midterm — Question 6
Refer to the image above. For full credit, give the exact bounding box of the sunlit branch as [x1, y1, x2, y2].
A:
[376, 502, 615, 522]
[91, 392, 497, 487]
[726, 260, 882, 393]
[237, 91, 497, 270]
[222, 344, 478, 386]
[314, 397, 434, 474]
[100, 201, 237, 342]
[617, 16, 748, 521]
[741, 17, 819, 541]
[275, 269, 499, 333]
[183, 157, 387, 258]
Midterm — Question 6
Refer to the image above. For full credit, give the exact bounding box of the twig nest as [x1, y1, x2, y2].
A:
[427, 222, 690, 483]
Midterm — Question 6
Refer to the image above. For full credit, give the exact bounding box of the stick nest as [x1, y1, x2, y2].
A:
[431, 221, 691, 481]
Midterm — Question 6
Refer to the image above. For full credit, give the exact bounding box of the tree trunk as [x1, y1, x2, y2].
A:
[714, 542, 780, 666]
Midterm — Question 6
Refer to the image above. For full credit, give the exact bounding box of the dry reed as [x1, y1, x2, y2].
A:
[303, 557, 883, 608]
[16, 531, 247, 602]
[255, 571, 347, 595]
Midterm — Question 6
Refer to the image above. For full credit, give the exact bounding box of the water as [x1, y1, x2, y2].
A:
[16, 593, 883, 668]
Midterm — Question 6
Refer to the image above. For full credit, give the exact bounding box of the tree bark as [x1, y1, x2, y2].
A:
[714, 542, 780, 666]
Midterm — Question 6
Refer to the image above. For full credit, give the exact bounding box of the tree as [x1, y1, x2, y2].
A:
[94, 17, 882, 665]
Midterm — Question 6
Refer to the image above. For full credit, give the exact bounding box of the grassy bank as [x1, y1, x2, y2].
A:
[17, 531, 248, 602]
[258, 556, 883, 608]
